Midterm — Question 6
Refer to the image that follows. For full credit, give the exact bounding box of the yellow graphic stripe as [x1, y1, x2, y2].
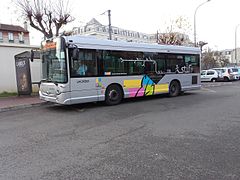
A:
[154, 84, 169, 93]
[124, 79, 142, 88]
[145, 85, 154, 96]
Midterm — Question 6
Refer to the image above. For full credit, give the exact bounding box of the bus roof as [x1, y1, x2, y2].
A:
[64, 35, 201, 55]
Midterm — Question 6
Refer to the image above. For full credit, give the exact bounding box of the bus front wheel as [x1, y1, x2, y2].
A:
[169, 81, 180, 97]
[105, 84, 123, 105]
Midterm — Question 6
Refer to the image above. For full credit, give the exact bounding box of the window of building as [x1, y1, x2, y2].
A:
[8, 32, 14, 42]
[19, 32, 24, 43]
[137, 32, 140, 38]
[0, 32, 3, 41]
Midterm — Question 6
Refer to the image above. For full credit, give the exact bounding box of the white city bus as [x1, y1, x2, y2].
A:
[39, 35, 201, 105]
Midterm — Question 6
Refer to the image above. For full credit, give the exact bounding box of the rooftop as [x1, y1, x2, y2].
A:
[0, 23, 28, 33]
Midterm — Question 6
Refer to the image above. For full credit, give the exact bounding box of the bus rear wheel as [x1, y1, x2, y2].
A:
[169, 81, 180, 97]
[105, 84, 123, 105]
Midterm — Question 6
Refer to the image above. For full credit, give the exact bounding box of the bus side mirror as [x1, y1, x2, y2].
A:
[30, 50, 34, 62]
[72, 48, 79, 60]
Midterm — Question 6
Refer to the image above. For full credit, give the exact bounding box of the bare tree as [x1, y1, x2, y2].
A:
[157, 16, 191, 46]
[158, 32, 185, 45]
[201, 48, 219, 69]
[16, 0, 74, 38]
[214, 51, 230, 67]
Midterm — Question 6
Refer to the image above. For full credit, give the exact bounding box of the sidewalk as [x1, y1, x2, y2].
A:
[0, 95, 45, 112]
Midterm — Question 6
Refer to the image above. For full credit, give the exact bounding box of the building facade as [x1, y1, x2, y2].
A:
[218, 48, 240, 65]
[0, 23, 30, 45]
[0, 23, 40, 93]
[231, 48, 240, 64]
[219, 49, 233, 63]
[72, 18, 157, 43]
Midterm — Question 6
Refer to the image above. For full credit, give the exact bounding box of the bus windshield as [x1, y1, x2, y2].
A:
[41, 37, 67, 83]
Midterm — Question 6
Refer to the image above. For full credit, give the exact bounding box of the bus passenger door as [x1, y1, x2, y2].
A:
[69, 49, 98, 104]
[70, 77, 98, 104]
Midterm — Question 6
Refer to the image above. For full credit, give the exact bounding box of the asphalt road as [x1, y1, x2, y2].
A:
[1, 81, 240, 180]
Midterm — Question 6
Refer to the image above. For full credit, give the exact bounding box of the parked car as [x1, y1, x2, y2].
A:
[212, 67, 235, 81]
[237, 67, 240, 78]
[229, 67, 240, 80]
[201, 69, 222, 82]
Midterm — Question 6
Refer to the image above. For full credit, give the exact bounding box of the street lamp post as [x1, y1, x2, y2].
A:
[235, 24, 240, 65]
[101, 10, 112, 40]
[107, 10, 112, 40]
[194, 0, 211, 47]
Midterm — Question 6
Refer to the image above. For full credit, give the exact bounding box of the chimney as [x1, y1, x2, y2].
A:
[24, 21, 28, 31]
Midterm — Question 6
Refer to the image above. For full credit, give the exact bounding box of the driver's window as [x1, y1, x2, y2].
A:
[70, 49, 97, 77]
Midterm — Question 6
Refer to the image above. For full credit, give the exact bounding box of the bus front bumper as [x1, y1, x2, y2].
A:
[39, 91, 71, 105]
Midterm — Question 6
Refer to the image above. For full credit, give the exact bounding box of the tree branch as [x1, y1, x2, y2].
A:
[16, 0, 74, 38]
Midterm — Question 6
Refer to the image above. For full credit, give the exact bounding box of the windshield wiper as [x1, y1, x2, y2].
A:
[41, 78, 54, 83]
[41, 78, 58, 85]
[41, 78, 52, 82]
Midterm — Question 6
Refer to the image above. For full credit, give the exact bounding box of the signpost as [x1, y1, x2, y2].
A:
[15, 56, 32, 95]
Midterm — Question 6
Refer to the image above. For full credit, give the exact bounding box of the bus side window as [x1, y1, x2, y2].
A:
[97, 50, 104, 76]
[153, 53, 166, 73]
[84, 50, 97, 76]
[185, 55, 200, 73]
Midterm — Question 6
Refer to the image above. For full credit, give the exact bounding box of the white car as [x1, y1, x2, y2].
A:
[201, 69, 221, 82]
[212, 67, 235, 81]
[229, 67, 239, 80]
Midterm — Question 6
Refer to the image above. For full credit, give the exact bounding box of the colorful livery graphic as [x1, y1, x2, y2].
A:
[39, 35, 201, 105]
[123, 75, 168, 97]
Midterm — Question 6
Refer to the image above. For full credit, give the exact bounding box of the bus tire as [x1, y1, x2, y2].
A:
[169, 80, 180, 97]
[105, 84, 123, 105]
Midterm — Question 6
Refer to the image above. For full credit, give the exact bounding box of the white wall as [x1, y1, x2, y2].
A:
[30, 58, 42, 92]
[0, 43, 40, 93]
[30, 59, 41, 83]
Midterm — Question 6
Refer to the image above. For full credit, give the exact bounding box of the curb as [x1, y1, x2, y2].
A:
[0, 102, 50, 113]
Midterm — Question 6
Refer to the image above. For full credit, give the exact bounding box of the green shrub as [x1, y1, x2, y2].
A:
[0, 91, 18, 98]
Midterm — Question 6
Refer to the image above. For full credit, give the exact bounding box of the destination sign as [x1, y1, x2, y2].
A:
[43, 41, 56, 49]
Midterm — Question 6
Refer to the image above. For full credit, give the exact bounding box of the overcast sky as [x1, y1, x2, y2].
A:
[1, 0, 240, 50]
